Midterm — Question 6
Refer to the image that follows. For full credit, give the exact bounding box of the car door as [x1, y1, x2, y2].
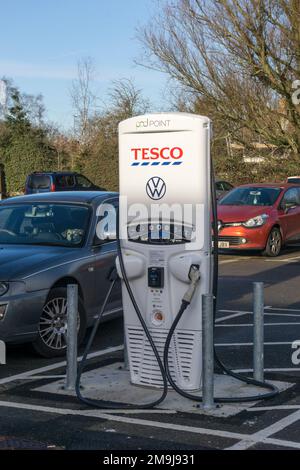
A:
[91, 197, 122, 321]
[278, 187, 300, 242]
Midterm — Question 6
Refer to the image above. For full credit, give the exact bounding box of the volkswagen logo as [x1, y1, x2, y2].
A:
[146, 177, 166, 200]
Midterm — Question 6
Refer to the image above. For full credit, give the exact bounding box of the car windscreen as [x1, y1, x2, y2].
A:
[0, 203, 90, 247]
[219, 187, 281, 206]
[28, 175, 51, 189]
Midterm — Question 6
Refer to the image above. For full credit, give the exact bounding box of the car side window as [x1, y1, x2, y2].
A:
[282, 188, 300, 206]
[0, 208, 14, 229]
[76, 174, 93, 188]
[56, 175, 75, 188]
[215, 182, 223, 191]
[222, 182, 233, 191]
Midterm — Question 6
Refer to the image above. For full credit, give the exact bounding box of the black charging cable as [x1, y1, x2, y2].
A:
[76, 158, 279, 408]
[75, 209, 168, 409]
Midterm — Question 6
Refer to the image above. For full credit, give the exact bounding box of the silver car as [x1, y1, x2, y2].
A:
[0, 191, 121, 357]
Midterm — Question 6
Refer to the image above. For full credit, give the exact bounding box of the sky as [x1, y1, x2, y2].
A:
[0, 0, 169, 130]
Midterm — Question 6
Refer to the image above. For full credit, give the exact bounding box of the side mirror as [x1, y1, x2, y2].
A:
[282, 202, 297, 213]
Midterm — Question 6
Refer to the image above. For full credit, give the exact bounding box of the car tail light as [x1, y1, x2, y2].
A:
[51, 183, 56, 192]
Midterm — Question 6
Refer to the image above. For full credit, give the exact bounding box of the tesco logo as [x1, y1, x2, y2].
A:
[131, 147, 183, 161]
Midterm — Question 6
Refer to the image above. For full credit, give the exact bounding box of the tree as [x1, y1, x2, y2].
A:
[70, 57, 98, 146]
[0, 77, 45, 127]
[0, 82, 55, 193]
[81, 79, 150, 190]
[140, 0, 300, 158]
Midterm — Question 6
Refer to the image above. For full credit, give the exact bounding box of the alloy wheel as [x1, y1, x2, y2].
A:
[269, 229, 281, 256]
[39, 297, 80, 350]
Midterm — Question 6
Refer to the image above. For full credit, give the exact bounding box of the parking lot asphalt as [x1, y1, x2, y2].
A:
[2, 246, 300, 450]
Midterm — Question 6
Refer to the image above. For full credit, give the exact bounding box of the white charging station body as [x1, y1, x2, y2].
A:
[117, 113, 212, 390]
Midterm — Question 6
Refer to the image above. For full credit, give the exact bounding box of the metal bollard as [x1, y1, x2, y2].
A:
[65, 284, 78, 391]
[253, 282, 264, 382]
[202, 293, 215, 410]
[0, 340, 6, 365]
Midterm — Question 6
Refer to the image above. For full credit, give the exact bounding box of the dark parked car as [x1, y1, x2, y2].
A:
[25, 172, 105, 194]
[215, 179, 234, 200]
[0, 191, 121, 357]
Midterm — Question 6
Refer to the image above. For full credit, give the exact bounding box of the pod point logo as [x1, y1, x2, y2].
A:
[146, 177, 166, 200]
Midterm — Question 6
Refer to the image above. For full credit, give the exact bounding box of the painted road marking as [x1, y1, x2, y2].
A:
[266, 255, 300, 263]
[0, 400, 264, 443]
[261, 437, 300, 449]
[219, 258, 251, 265]
[0, 345, 123, 386]
[267, 307, 300, 312]
[218, 308, 300, 319]
[234, 367, 300, 373]
[249, 405, 300, 411]
[216, 322, 300, 327]
[216, 312, 250, 323]
[0, 399, 300, 450]
[227, 409, 300, 450]
[216, 341, 294, 347]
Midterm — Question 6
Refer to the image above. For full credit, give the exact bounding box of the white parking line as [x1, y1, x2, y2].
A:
[0, 345, 123, 386]
[262, 437, 300, 449]
[219, 258, 247, 265]
[266, 255, 300, 263]
[1, 399, 300, 450]
[0, 400, 263, 443]
[267, 307, 300, 313]
[218, 308, 300, 319]
[216, 322, 300, 327]
[216, 312, 250, 323]
[234, 367, 300, 373]
[216, 341, 294, 347]
[219, 307, 300, 313]
[227, 409, 300, 450]
[249, 405, 300, 412]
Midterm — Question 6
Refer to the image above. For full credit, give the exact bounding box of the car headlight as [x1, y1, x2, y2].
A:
[242, 214, 269, 228]
[0, 282, 9, 296]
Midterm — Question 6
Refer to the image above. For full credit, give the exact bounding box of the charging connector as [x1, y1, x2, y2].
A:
[182, 264, 201, 305]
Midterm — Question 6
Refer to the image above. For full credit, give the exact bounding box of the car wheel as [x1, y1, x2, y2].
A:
[32, 287, 87, 358]
[262, 227, 282, 257]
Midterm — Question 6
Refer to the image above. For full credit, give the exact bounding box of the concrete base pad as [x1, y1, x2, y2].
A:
[34, 362, 293, 417]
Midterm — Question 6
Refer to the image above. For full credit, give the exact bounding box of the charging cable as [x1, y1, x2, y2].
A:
[75, 210, 168, 409]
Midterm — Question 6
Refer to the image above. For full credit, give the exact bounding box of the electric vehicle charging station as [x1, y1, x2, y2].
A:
[117, 113, 212, 391]
[69, 112, 280, 412]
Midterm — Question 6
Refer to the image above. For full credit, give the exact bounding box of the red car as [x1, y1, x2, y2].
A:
[217, 183, 300, 256]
